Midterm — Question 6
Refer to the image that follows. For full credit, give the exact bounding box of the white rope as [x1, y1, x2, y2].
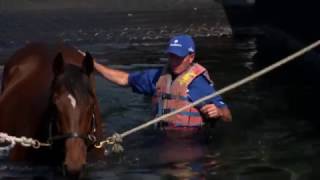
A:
[119, 39, 320, 138]
[0, 133, 17, 151]
[0, 132, 49, 151]
[0, 133, 16, 152]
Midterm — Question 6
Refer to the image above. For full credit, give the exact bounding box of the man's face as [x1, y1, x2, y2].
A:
[168, 53, 195, 75]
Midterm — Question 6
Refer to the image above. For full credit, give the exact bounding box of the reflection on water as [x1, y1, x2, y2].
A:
[154, 138, 212, 180]
[0, 10, 320, 180]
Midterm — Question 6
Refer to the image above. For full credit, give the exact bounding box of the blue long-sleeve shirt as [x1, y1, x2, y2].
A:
[128, 68, 226, 108]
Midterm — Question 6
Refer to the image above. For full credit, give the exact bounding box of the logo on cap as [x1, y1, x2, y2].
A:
[170, 39, 182, 47]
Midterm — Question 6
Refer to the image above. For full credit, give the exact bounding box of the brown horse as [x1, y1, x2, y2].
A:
[0, 43, 104, 177]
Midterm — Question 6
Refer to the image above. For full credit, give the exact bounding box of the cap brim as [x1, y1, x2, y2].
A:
[166, 47, 188, 57]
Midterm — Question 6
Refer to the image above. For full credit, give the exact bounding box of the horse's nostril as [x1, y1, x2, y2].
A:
[64, 138, 87, 178]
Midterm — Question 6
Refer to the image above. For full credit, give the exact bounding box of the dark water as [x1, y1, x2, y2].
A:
[0, 10, 320, 180]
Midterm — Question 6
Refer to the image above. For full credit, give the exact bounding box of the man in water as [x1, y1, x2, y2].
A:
[94, 34, 232, 136]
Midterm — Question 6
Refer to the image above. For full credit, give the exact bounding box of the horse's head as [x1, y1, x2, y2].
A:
[51, 52, 97, 176]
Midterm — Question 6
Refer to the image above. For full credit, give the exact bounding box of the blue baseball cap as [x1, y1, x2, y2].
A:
[166, 35, 195, 57]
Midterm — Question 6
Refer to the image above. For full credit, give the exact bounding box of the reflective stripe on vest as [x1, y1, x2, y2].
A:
[152, 63, 213, 128]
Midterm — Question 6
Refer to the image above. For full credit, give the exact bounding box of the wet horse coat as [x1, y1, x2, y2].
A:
[0, 43, 104, 175]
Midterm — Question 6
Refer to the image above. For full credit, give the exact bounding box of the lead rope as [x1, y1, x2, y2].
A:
[0, 132, 51, 151]
[95, 40, 320, 153]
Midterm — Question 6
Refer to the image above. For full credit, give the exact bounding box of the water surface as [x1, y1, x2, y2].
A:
[0, 10, 319, 180]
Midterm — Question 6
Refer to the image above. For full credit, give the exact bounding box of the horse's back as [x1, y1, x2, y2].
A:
[1, 42, 88, 97]
[2, 43, 53, 93]
[0, 43, 56, 160]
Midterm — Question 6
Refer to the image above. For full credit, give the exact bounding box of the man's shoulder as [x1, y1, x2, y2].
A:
[191, 73, 212, 86]
[129, 66, 164, 85]
[128, 67, 164, 95]
[130, 67, 163, 76]
[145, 67, 163, 74]
[142, 67, 163, 80]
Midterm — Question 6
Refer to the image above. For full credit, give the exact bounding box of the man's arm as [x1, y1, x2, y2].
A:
[200, 104, 232, 122]
[94, 61, 129, 86]
[188, 75, 232, 122]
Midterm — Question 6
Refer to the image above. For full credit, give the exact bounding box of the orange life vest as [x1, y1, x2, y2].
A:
[152, 63, 213, 130]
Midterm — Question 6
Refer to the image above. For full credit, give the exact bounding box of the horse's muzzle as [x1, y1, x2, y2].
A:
[64, 138, 87, 178]
[63, 163, 85, 179]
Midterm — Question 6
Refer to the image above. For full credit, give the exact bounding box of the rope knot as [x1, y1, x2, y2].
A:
[0, 133, 8, 143]
[94, 133, 124, 153]
[110, 133, 124, 153]
[0, 132, 15, 151]
[111, 133, 123, 143]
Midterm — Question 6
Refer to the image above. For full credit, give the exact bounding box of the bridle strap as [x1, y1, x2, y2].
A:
[47, 107, 97, 146]
[48, 132, 97, 146]
[50, 132, 87, 141]
[91, 112, 97, 133]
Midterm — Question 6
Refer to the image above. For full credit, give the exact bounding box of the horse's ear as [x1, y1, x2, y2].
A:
[82, 52, 94, 76]
[53, 53, 64, 76]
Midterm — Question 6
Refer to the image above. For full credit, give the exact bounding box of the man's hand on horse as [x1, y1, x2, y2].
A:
[200, 104, 221, 119]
